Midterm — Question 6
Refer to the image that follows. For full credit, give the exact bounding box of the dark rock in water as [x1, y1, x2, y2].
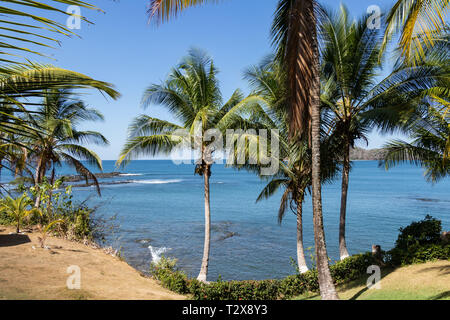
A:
[71, 180, 134, 188]
[218, 232, 239, 241]
[134, 238, 153, 247]
[414, 197, 440, 202]
[61, 172, 122, 182]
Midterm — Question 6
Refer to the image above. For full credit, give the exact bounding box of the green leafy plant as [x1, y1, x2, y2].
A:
[150, 256, 189, 294]
[37, 219, 65, 249]
[395, 215, 442, 250]
[0, 193, 39, 233]
[149, 252, 376, 300]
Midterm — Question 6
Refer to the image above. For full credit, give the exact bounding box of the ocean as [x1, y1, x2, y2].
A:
[3, 160, 449, 281]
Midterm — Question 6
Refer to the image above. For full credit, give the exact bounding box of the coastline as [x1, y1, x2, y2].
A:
[0, 225, 186, 300]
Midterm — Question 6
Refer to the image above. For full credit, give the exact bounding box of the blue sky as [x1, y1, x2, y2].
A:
[32, 0, 400, 160]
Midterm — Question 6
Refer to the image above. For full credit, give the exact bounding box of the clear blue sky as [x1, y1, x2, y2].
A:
[34, 0, 400, 160]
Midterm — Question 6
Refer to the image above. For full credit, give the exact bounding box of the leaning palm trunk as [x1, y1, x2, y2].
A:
[339, 137, 350, 260]
[197, 164, 211, 282]
[34, 157, 46, 208]
[308, 0, 339, 300]
[296, 194, 308, 273]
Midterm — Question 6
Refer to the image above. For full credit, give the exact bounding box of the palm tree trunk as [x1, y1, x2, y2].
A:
[16, 220, 20, 234]
[309, 1, 339, 300]
[197, 164, 211, 282]
[296, 193, 308, 273]
[34, 158, 44, 208]
[339, 136, 351, 260]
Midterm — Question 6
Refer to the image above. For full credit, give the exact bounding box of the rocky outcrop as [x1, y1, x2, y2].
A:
[350, 147, 387, 161]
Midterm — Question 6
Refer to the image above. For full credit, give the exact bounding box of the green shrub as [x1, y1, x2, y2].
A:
[150, 252, 375, 300]
[395, 215, 442, 250]
[150, 256, 189, 294]
[386, 216, 449, 266]
[387, 243, 450, 266]
[330, 252, 375, 285]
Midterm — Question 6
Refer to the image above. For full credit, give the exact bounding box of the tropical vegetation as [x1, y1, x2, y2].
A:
[0, 0, 448, 302]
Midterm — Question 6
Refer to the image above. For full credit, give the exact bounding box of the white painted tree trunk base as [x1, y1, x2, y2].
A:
[299, 266, 309, 274]
[340, 254, 350, 260]
[197, 274, 208, 283]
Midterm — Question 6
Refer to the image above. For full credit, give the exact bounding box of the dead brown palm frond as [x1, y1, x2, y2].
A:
[272, 0, 317, 140]
[148, 0, 221, 24]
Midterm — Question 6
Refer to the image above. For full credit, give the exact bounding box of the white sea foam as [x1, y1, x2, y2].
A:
[148, 245, 171, 263]
[132, 179, 182, 184]
[119, 173, 143, 176]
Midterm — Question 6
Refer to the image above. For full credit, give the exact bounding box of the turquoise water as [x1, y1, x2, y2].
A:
[3, 160, 449, 280]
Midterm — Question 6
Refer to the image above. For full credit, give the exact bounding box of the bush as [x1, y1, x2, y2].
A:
[330, 252, 375, 285]
[386, 215, 450, 266]
[149, 252, 375, 300]
[387, 243, 450, 266]
[150, 257, 189, 294]
[395, 215, 442, 250]
[189, 278, 281, 300]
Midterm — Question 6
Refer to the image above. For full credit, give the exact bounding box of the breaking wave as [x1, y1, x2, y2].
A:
[148, 245, 171, 263]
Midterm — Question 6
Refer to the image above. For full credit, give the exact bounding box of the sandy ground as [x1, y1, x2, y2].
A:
[0, 226, 186, 300]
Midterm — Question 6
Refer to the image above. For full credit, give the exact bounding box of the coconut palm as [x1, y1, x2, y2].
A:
[0, 193, 39, 233]
[243, 58, 341, 273]
[117, 49, 259, 282]
[22, 89, 109, 207]
[318, 6, 384, 260]
[382, 0, 449, 64]
[147, 0, 338, 299]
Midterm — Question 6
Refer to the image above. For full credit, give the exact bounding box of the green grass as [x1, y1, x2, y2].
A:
[293, 260, 450, 300]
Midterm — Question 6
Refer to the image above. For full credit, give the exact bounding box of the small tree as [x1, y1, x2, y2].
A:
[0, 193, 39, 233]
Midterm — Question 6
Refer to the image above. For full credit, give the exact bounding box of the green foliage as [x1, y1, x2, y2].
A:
[150, 256, 189, 294]
[395, 215, 442, 250]
[387, 244, 450, 266]
[149, 252, 376, 300]
[386, 216, 449, 266]
[0, 193, 40, 232]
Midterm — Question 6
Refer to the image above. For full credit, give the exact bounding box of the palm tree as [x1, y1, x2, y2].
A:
[0, 193, 39, 233]
[146, 0, 339, 300]
[117, 49, 255, 282]
[23, 89, 109, 206]
[319, 6, 384, 260]
[382, 0, 449, 64]
[382, 107, 449, 181]
[244, 58, 341, 273]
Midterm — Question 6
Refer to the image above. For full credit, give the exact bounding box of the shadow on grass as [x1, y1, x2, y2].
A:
[341, 268, 396, 300]
[419, 264, 450, 276]
[429, 291, 450, 300]
[0, 234, 31, 247]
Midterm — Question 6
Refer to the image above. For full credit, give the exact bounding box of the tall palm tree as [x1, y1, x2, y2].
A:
[382, 0, 449, 64]
[117, 49, 254, 282]
[147, 0, 339, 300]
[23, 89, 109, 206]
[244, 58, 341, 273]
[319, 6, 383, 260]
